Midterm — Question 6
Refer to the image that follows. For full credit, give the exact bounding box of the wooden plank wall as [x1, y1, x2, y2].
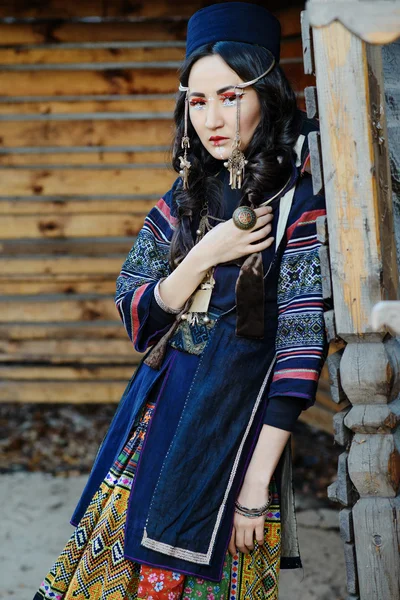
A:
[0, 0, 338, 433]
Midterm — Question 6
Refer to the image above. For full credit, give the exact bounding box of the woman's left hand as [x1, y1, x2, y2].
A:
[228, 479, 270, 556]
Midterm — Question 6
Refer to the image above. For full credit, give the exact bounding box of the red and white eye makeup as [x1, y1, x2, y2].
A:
[185, 54, 262, 161]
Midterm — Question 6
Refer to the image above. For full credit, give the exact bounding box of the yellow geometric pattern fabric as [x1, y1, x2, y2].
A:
[34, 400, 281, 600]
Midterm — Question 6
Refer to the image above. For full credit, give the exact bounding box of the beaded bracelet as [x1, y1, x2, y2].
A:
[154, 278, 184, 314]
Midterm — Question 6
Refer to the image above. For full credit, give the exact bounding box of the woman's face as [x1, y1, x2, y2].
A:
[187, 54, 261, 161]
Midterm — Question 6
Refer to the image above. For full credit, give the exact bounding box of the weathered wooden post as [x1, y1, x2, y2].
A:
[303, 1, 400, 598]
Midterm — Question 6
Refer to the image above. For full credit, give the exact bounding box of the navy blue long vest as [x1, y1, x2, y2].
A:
[72, 204, 293, 582]
[123, 246, 285, 581]
[71, 158, 308, 581]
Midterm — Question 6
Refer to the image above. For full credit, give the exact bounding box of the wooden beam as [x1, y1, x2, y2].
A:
[0, 119, 173, 147]
[0, 0, 197, 18]
[0, 213, 147, 238]
[308, 5, 400, 597]
[352, 498, 400, 598]
[0, 45, 185, 65]
[0, 68, 180, 96]
[0, 294, 117, 321]
[0, 364, 134, 380]
[0, 322, 140, 363]
[0, 255, 123, 275]
[0, 150, 170, 166]
[306, 1, 400, 45]
[0, 2, 303, 25]
[0, 22, 189, 45]
[0, 277, 117, 295]
[0, 97, 176, 116]
[311, 19, 398, 338]
[0, 322, 129, 340]
[0, 238, 134, 255]
[0, 38, 302, 66]
[0, 380, 128, 402]
[0, 168, 175, 196]
[0, 8, 305, 46]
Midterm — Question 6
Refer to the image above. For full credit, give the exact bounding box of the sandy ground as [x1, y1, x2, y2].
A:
[0, 473, 347, 600]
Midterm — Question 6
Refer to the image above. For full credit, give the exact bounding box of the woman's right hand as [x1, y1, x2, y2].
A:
[192, 206, 274, 270]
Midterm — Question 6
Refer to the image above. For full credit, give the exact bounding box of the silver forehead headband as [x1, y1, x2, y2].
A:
[177, 56, 276, 190]
[178, 57, 276, 93]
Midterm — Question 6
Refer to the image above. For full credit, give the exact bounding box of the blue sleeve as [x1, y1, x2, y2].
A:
[114, 178, 182, 352]
[263, 395, 306, 432]
[263, 186, 329, 429]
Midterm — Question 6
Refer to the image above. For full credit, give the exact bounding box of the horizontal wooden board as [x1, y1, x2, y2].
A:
[0, 68, 179, 96]
[0, 150, 170, 166]
[0, 294, 117, 321]
[0, 321, 129, 340]
[0, 0, 208, 19]
[0, 364, 134, 380]
[0, 150, 171, 166]
[0, 197, 163, 215]
[0, 46, 185, 66]
[0, 7, 302, 40]
[316, 381, 343, 413]
[0, 255, 123, 275]
[0, 278, 117, 295]
[0, 97, 176, 116]
[0, 0, 105, 18]
[0, 338, 141, 365]
[0, 238, 134, 255]
[0, 119, 173, 147]
[100, 0, 212, 19]
[299, 401, 334, 435]
[0, 380, 128, 402]
[0, 168, 175, 196]
[0, 21, 189, 45]
[0, 2, 303, 24]
[0, 321, 140, 363]
[0, 213, 146, 238]
[0, 38, 302, 66]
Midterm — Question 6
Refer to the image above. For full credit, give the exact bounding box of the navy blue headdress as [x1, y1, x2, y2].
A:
[185, 1, 281, 63]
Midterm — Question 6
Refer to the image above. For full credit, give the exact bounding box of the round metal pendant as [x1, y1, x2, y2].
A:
[232, 206, 257, 230]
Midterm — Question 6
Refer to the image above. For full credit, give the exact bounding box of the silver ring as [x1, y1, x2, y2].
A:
[232, 206, 257, 230]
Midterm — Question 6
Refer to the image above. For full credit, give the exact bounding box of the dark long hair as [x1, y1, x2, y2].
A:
[169, 41, 302, 268]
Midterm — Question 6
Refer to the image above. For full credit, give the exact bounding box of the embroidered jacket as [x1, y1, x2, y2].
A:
[72, 112, 328, 581]
[115, 116, 327, 429]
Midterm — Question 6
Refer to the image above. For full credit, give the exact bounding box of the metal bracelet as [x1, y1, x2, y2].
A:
[234, 507, 269, 518]
[234, 491, 272, 518]
[154, 278, 184, 314]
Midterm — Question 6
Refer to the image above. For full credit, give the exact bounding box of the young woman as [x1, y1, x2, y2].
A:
[34, 3, 328, 599]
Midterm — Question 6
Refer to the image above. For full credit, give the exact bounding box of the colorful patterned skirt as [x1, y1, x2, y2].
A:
[34, 397, 281, 600]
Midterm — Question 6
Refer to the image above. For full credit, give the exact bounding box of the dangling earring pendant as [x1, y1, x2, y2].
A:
[179, 87, 191, 190]
[224, 144, 248, 189]
[179, 142, 191, 190]
[224, 88, 248, 189]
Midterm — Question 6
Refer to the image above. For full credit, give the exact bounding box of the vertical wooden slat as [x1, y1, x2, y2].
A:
[311, 19, 398, 337]
[308, 1, 400, 599]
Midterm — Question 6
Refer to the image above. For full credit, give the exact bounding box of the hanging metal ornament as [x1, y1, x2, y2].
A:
[224, 88, 248, 190]
[178, 85, 191, 190]
[180, 198, 225, 326]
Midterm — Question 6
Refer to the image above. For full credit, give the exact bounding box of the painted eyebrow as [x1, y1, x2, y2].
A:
[188, 85, 238, 98]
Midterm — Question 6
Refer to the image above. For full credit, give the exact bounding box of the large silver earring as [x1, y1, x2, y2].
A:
[224, 88, 248, 190]
[179, 87, 191, 190]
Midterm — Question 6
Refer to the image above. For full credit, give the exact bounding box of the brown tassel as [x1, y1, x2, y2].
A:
[144, 300, 191, 370]
[235, 252, 265, 339]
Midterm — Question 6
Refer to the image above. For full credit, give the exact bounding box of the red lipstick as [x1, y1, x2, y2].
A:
[209, 136, 229, 147]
